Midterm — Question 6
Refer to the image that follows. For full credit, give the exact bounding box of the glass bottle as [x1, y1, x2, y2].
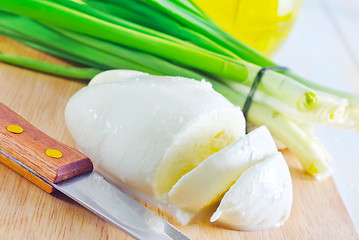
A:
[193, 0, 301, 56]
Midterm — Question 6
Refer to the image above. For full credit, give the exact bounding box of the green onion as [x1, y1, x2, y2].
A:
[84, 0, 238, 58]
[0, 0, 248, 81]
[208, 80, 333, 180]
[0, 51, 101, 79]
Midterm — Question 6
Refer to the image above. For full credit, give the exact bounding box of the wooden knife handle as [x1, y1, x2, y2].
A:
[0, 103, 93, 193]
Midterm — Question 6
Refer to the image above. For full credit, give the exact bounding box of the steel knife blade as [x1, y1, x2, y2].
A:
[0, 103, 191, 240]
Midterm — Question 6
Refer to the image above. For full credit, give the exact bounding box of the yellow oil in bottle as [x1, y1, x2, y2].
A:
[193, 0, 301, 56]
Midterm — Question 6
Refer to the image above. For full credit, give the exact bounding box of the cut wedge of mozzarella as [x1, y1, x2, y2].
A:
[65, 70, 246, 200]
[210, 152, 293, 231]
[168, 126, 277, 224]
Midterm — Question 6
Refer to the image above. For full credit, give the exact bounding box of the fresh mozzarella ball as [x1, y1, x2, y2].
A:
[65, 70, 245, 200]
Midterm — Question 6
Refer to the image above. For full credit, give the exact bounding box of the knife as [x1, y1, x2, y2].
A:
[0, 103, 191, 240]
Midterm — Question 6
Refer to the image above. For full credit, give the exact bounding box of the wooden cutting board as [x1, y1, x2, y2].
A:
[0, 36, 358, 240]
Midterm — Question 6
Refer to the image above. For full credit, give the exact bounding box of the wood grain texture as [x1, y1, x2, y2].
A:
[322, 0, 359, 68]
[0, 102, 93, 193]
[0, 35, 358, 240]
[0, 150, 53, 193]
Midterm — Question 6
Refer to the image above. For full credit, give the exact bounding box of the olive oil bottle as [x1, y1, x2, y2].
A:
[193, 0, 301, 56]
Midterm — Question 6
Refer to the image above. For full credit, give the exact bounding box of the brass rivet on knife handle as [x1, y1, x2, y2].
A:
[0, 103, 93, 193]
[45, 149, 63, 159]
[6, 124, 24, 134]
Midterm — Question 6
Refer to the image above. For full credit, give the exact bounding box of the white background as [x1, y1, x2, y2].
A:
[274, 0, 359, 232]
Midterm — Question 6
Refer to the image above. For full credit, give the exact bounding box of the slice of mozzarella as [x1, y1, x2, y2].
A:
[168, 126, 277, 224]
[211, 152, 293, 231]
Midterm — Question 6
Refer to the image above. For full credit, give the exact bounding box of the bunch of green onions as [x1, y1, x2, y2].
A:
[1, 0, 358, 179]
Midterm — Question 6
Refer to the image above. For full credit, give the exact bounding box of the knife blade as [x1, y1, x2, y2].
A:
[0, 103, 191, 240]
